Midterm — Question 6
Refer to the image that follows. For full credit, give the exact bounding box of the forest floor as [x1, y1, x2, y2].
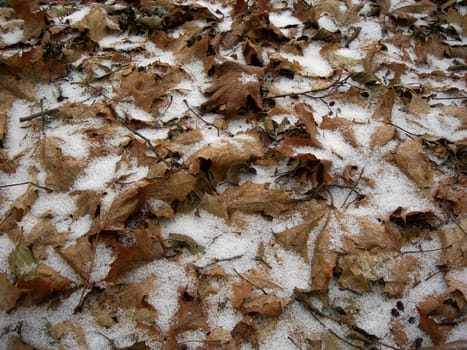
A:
[0, 0, 466, 349]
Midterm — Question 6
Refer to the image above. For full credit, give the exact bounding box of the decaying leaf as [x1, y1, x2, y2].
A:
[231, 317, 259, 350]
[390, 320, 409, 347]
[169, 289, 208, 336]
[201, 62, 264, 117]
[240, 295, 289, 317]
[372, 89, 395, 122]
[320, 116, 358, 147]
[8, 241, 37, 281]
[0, 273, 24, 311]
[204, 181, 291, 219]
[74, 5, 119, 43]
[39, 137, 87, 192]
[438, 220, 467, 269]
[276, 200, 328, 263]
[186, 133, 264, 184]
[395, 139, 434, 187]
[417, 307, 452, 346]
[104, 224, 164, 281]
[100, 178, 156, 230]
[307, 332, 342, 350]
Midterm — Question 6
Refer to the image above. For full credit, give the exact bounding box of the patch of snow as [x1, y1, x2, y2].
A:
[73, 155, 121, 191]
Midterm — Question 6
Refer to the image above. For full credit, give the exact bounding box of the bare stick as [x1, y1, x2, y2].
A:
[19, 108, 59, 123]
[183, 99, 220, 136]
[288, 336, 304, 350]
[0, 181, 53, 192]
[341, 167, 365, 208]
[200, 254, 243, 269]
[402, 244, 452, 255]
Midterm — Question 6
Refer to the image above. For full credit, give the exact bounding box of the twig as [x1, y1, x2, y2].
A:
[268, 75, 349, 99]
[0, 181, 53, 192]
[425, 267, 450, 281]
[200, 254, 243, 269]
[341, 167, 365, 209]
[288, 336, 304, 350]
[183, 99, 220, 136]
[107, 103, 170, 166]
[233, 268, 267, 295]
[388, 122, 422, 138]
[402, 244, 452, 255]
[19, 108, 59, 122]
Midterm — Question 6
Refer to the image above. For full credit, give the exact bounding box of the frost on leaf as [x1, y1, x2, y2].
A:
[201, 62, 264, 118]
[395, 139, 434, 187]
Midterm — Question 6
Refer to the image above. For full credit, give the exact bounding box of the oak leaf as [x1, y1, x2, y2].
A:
[395, 139, 434, 187]
[201, 62, 264, 118]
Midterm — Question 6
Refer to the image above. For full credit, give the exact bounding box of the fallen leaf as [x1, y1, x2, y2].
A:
[307, 332, 342, 350]
[168, 233, 205, 254]
[231, 281, 254, 309]
[170, 289, 208, 334]
[408, 93, 431, 117]
[50, 320, 87, 348]
[370, 125, 396, 149]
[57, 235, 94, 282]
[186, 133, 264, 184]
[231, 317, 259, 350]
[384, 256, 420, 298]
[276, 200, 328, 263]
[8, 241, 37, 281]
[241, 295, 289, 317]
[395, 139, 434, 187]
[244, 269, 283, 290]
[419, 341, 467, 350]
[201, 62, 264, 118]
[351, 218, 403, 251]
[39, 137, 87, 192]
[438, 220, 467, 269]
[8, 335, 34, 350]
[372, 89, 395, 122]
[104, 224, 164, 282]
[100, 178, 156, 230]
[320, 116, 358, 147]
[0, 273, 24, 311]
[215, 181, 291, 218]
[390, 320, 409, 347]
[150, 171, 197, 203]
[74, 6, 119, 43]
[417, 307, 452, 345]
[0, 185, 38, 231]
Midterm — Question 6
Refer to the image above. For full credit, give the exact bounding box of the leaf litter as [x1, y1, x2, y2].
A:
[0, 0, 466, 349]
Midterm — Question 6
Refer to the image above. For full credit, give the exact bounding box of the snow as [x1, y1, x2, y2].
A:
[1, 0, 466, 349]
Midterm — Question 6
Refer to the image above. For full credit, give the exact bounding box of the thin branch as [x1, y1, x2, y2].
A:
[200, 254, 243, 269]
[19, 108, 59, 123]
[288, 336, 304, 350]
[0, 181, 53, 192]
[268, 76, 349, 99]
[341, 167, 365, 208]
[183, 99, 220, 135]
[388, 122, 422, 138]
[402, 244, 452, 255]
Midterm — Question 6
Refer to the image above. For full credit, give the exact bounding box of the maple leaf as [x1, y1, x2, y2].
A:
[395, 139, 434, 187]
[57, 235, 94, 282]
[201, 62, 264, 118]
[150, 171, 197, 203]
[100, 178, 156, 231]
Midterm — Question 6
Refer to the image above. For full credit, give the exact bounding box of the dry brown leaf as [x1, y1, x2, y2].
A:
[295, 103, 322, 148]
[94, 276, 158, 326]
[241, 295, 289, 317]
[100, 178, 156, 230]
[417, 307, 452, 346]
[50, 320, 87, 348]
[74, 6, 119, 43]
[0, 273, 24, 311]
[276, 200, 328, 263]
[351, 218, 403, 251]
[231, 317, 259, 350]
[201, 62, 264, 118]
[338, 248, 399, 292]
[216, 181, 291, 218]
[408, 93, 431, 117]
[104, 224, 164, 282]
[0, 185, 38, 232]
[419, 341, 467, 350]
[320, 116, 358, 147]
[438, 221, 467, 269]
[307, 332, 342, 350]
[186, 133, 264, 184]
[275, 136, 320, 157]
[384, 256, 420, 298]
[11, 0, 45, 41]
[370, 125, 396, 149]
[150, 171, 197, 203]
[445, 269, 467, 300]
[244, 269, 283, 290]
[8, 335, 34, 350]
[116, 70, 166, 113]
[309, 209, 340, 292]
[170, 289, 208, 335]
[39, 137, 87, 192]
[57, 235, 94, 281]
[390, 320, 409, 347]
[372, 89, 395, 122]
[16, 264, 74, 306]
[395, 139, 434, 187]
[231, 281, 254, 309]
